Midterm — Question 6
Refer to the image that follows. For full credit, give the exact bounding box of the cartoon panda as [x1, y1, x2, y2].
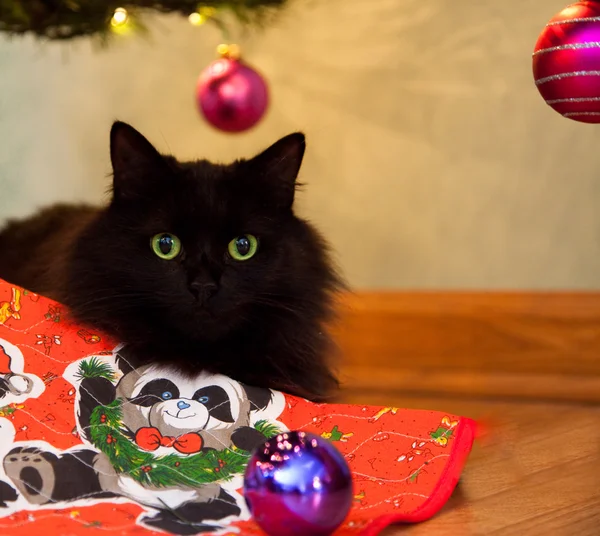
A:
[0, 340, 42, 402]
[0, 342, 33, 399]
[0, 371, 32, 400]
[3, 346, 286, 535]
[107, 363, 274, 453]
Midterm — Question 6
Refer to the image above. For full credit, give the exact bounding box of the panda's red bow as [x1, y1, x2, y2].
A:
[135, 427, 203, 454]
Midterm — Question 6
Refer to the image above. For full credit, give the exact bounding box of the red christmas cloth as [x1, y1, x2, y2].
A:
[0, 279, 475, 535]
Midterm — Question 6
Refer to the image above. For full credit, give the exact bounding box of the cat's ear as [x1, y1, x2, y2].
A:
[110, 121, 165, 200]
[249, 133, 306, 209]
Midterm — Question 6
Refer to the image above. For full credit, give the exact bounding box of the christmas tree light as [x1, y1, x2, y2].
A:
[0, 1, 289, 42]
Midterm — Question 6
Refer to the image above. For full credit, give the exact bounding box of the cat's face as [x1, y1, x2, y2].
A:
[67, 123, 337, 349]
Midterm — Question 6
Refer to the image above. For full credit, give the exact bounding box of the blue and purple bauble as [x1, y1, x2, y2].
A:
[243, 431, 353, 536]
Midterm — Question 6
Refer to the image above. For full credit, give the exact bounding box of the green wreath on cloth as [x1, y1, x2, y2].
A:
[79, 358, 282, 488]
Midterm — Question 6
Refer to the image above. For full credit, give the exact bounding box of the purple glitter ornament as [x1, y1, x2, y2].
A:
[243, 431, 353, 536]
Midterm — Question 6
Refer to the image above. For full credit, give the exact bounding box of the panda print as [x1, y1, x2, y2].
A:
[113, 364, 276, 454]
[0, 338, 44, 403]
[0, 419, 19, 511]
[2, 346, 286, 535]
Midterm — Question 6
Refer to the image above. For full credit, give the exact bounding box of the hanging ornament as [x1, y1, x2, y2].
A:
[533, 1, 600, 123]
[196, 44, 269, 133]
[243, 431, 353, 536]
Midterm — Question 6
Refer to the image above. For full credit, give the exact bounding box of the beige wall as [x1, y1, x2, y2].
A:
[1, 0, 599, 289]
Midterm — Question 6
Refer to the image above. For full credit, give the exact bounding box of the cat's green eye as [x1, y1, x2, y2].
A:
[151, 233, 182, 260]
[228, 234, 258, 261]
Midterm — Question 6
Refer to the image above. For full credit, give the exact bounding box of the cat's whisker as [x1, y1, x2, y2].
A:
[251, 298, 317, 317]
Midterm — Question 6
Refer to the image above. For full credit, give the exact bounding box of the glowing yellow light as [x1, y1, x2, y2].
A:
[188, 12, 206, 26]
[216, 43, 230, 56]
[199, 6, 217, 17]
[111, 7, 129, 27]
[216, 43, 241, 60]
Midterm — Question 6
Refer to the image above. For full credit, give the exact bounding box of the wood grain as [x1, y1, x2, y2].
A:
[333, 292, 600, 403]
[335, 292, 600, 534]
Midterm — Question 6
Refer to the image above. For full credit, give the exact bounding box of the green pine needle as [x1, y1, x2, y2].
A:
[76, 357, 116, 382]
[0, 1, 290, 42]
[254, 419, 281, 440]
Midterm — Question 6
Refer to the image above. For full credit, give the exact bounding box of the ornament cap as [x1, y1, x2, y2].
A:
[217, 43, 241, 60]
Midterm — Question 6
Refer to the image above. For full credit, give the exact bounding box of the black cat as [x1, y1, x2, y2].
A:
[0, 122, 343, 400]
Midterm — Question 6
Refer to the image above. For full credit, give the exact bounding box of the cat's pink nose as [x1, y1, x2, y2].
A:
[190, 281, 218, 303]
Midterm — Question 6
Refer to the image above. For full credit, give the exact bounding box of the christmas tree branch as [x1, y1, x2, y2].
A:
[0, 1, 289, 41]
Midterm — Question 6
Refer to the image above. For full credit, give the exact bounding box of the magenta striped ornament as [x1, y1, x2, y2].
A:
[533, 1, 600, 123]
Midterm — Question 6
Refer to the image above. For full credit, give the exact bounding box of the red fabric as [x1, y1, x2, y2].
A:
[135, 427, 204, 454]
[0, 279, 476, 535]
[0, 343, 11, 373]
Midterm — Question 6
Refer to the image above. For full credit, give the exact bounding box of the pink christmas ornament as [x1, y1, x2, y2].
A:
[533, 1, 600, 123]
[196, 47, 269, 133]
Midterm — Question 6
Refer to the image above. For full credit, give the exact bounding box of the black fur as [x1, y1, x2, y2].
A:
[0, 122, 343, 401]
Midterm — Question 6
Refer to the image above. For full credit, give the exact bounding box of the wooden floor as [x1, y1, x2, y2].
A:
[334, 293, 600, 536]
